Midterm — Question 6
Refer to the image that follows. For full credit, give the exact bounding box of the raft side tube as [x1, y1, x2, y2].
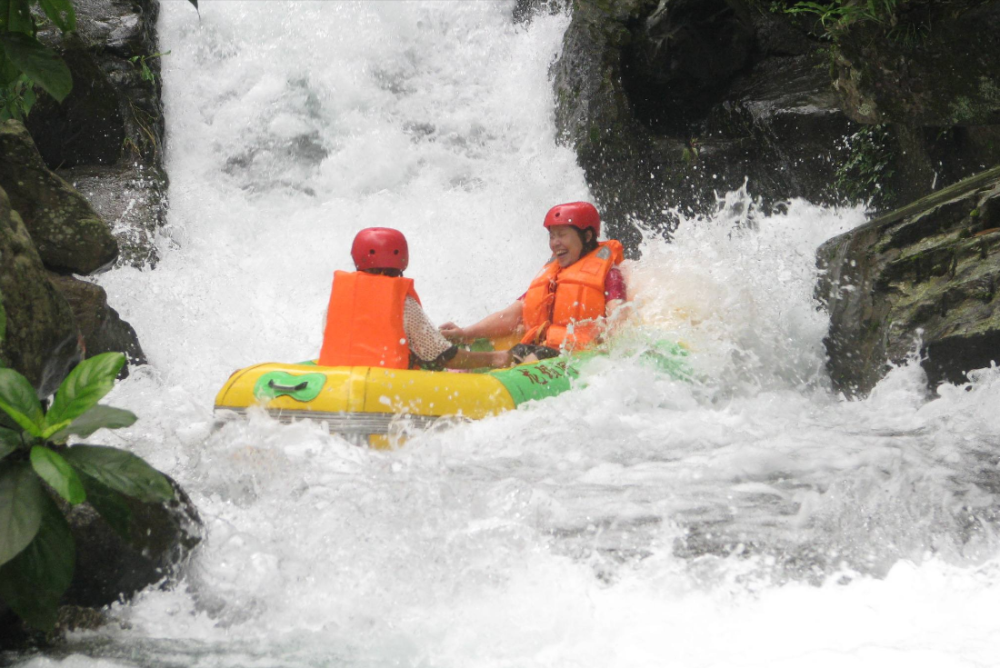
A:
[214, 363, 517, 420]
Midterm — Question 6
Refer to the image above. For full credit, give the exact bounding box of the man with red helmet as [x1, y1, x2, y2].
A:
[319, 227, 512, 370]
[439, 202, 627, 358]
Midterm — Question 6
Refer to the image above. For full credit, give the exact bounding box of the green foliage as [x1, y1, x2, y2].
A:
[0, 0, 194, 120]
[0, 0, 75, 103]
[128, 50, 170, 83]
[0, 352, 174, 633]
[0, 73, 32, 122]
[835, 124, 896, 208]
[0, 489, 73, 631]
[0, 285, 6, 367]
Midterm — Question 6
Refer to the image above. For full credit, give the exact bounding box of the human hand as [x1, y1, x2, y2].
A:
[439, 322, 465, 341]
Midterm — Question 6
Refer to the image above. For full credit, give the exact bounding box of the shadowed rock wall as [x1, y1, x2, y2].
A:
[817, 166, 1000, 396]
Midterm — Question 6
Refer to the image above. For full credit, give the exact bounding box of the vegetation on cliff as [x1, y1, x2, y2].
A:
[0, 350, 175, 634]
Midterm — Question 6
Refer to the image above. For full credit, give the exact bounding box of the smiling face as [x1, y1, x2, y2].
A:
[548, 225, 590, 268]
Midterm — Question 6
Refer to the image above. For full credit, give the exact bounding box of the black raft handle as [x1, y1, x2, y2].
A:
[268, 380, 309, 392]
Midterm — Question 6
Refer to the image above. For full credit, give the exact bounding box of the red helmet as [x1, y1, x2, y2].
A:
[543, 202, 600, 237]
[351, 227, 409, 271]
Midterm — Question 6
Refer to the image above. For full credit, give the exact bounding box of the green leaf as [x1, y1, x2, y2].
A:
[1, 0, 35, 34]
[30, 446, 85, 505]
[46, 353, 126, 429]
[49, 405, 137, 445]
[38, 0, 75, 32]
[0, 490, 74, 632]
[0, 461, 45, 567]
[0, 285, 6, 345]
[0, 50, 19, 87]
[0, 427, 18, 459]
[0, 32, 72, 103]
[0, 369, 42, 438]
[77, 469, 131, 540]
[62, 445, 173, 504]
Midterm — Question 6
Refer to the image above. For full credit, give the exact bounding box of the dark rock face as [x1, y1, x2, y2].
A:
[548, 0, 1000, 250]
[25, 32, 125, 168]
[63, 476, 202, 609]
[29, 0, 167, 268]
[551, 0, 858, 252]
[0, 186, 82, 398]
[0, 120, 119, 274]
[827, 1, 1000, 212]
[624, 0, 755, 131]
[817, 166, 1000, 396]
[47, 273, 146, 370]
[833, 2, 1000, 127]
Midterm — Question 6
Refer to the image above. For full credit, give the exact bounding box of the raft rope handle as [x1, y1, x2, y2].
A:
[268, 379, 310, 392]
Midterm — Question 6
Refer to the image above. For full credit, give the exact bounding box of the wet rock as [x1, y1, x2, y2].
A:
[29, 0, 167, 269]
[551, 0, 856, 251]
[62, 475, 202, 609]
[817, 165, 1000, 396]
[58, 163, 167, 268]
[47, 273, 146, 371]
[0, 185, 81, 398]
[24, 32, 124, 168]
[0, 120, 119, 274]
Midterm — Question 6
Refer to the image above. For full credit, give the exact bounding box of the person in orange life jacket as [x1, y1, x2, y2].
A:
[439, 202, 627, 361]
[318, 227, 513, 370]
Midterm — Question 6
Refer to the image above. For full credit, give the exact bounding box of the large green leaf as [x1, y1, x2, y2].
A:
[0, 461, 45, 567]
[1, 0, 35, 34]
[31, 446, 85, 505]
[0, 368, 43, 437]
[0, 427, 18, 459]
[0, 32, 72, 103]
[49, 405, 138, 445]
[46, 353, 126, 429]
[0, 490, 74, 632]
[62, 445, 173, 504]
[38, 0, 75, 32]
[77, 469, 131, 540]
[0, 50, 19, 87]
[0, 285, 6, 345]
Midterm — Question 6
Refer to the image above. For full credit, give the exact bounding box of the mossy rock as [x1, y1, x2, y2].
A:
[0, 121, 118, 274]
[0, 185, 81, 396]
[818, 165, 1000, 396]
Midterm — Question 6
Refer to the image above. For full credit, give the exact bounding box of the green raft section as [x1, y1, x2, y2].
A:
[485, 339, 693, 407]
[286, 339, 693, 410]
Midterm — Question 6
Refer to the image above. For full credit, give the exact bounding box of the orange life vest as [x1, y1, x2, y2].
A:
[318, 270, 421, 369]
[521, 240, 624, 350]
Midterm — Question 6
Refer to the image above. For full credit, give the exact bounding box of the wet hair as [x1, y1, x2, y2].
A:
[576, 227, 599, 256]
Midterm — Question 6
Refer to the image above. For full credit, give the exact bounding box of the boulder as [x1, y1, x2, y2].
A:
[62, 475, 203, 609]
[0, 185, 81, 398]
[47, 273, 146, 371]
[817, 165, 1000, 396]
[0, 120, 119, 274]
[551, 0, 859, 251]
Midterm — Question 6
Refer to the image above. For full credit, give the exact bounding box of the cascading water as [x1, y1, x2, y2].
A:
[9, 1, 1000, 666]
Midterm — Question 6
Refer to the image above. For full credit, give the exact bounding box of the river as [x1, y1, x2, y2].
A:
[9, 1, 1000, 666]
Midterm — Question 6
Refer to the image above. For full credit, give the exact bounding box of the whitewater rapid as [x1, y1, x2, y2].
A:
[10, 1, 1000, 666]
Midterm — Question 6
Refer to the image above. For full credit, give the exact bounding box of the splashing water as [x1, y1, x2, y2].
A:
[10, 2, 1000, 667]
